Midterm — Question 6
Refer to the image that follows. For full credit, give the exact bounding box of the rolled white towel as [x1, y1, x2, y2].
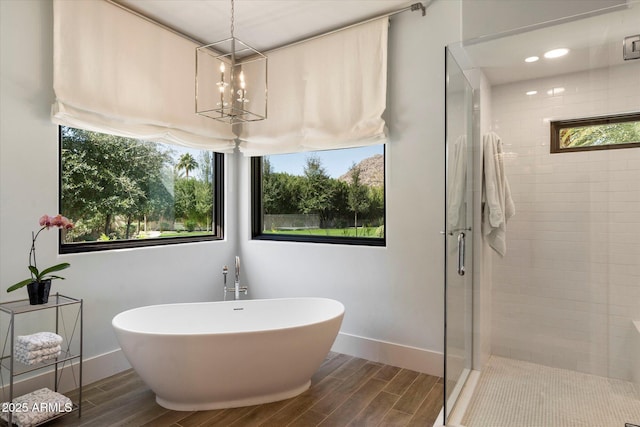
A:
[15, 345, 62, 365]
[16, 332, 63, 351]
[0, 387, 73, 427]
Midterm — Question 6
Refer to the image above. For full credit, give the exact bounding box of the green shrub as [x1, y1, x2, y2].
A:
[185, 219, 197, 232]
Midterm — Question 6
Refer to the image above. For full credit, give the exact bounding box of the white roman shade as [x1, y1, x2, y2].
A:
[52, 0, 236, 152]
[238, 17, 389, 156]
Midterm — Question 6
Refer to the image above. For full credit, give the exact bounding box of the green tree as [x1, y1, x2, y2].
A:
[177, 153, 198, 178]
[327, 179, 349, 228]
[61, 127, 171, 240]
[198, 151, 214, 184]
[195, 151, 215, 230]
[146, 165, 175, 230]
[367, 185, 385, 225]
[346, 164, 370, 236]
[262, 157, 279, 213]
[174, 178, 196, 222]
[173, 175, 213, 230]
[194, 179, 213, 230]
[298, 156, 334, 227]
[262, 158, 304, 215]
[561, 122, 640, 148]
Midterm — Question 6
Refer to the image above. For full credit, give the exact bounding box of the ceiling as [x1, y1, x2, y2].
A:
[113, 0, 639, 85]
[114, 0, 414, 52]
[457, 1, 640, 85]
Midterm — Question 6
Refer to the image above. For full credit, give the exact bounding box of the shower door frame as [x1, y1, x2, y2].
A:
[443, 46, 475, 424]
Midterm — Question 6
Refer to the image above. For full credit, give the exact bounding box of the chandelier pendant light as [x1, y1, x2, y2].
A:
[196, 0, 267, 124]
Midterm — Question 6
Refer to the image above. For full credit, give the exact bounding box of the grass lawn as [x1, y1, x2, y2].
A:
[263, 227, 382, 238]
[157, 230, 213, 238]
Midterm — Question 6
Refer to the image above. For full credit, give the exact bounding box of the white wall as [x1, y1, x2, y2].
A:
[7, 0, 631, 393]
[490, 62, 640, 380]
[7, 0, 631, 394]
[1, 0, 463, 383]
[0, 0, 238, 384]
[237, 1, 463, 375]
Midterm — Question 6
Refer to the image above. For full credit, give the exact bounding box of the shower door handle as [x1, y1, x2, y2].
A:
[457, 232, 466, 276]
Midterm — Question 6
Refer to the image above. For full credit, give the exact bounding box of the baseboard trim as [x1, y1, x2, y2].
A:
[0, 348, 130, 399]
[81, 348, 131, 386]
[331, 332, 443, 377]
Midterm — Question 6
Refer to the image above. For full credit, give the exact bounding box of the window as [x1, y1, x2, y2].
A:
[59, 126, 224, 253]
[550, 112, 640, 153]
[252, 146, 385, 246]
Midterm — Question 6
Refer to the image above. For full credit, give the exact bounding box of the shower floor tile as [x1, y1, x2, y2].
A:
[462, 356, 640, 427]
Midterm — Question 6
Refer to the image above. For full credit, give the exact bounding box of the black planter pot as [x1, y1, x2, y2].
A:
[26, 280, 52, 305]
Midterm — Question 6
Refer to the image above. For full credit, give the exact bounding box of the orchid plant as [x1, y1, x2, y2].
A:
[6, 214, 75, 293]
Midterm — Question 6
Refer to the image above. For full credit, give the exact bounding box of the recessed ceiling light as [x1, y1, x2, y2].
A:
[525, 56, 539, 63]
[526, 90, 537, 95]
[546, 87, 565, 95]
[544, 48, 569, 59]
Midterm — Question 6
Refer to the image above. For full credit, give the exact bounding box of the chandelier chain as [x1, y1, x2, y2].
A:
[197, 0, 266, 123]
[230, 0, 235, 38]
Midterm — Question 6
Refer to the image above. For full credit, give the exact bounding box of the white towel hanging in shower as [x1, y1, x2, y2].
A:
[482, 131, 515, 256]
[448, 134, 467, 230]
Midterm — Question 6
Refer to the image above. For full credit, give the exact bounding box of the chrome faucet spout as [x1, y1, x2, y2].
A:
[222, 265, 229, 301]
[234, 256, 240, 300]
[234, 256, 246, 300]
[223, 256, 247, 300]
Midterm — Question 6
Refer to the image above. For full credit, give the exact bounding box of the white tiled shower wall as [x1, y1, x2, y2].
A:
[489, 62, 640, 381]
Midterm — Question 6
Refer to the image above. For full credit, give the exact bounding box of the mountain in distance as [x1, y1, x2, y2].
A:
[338, 154, 383, 187]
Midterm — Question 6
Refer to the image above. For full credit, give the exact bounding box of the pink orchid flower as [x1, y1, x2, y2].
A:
[7, 214, 75, 293]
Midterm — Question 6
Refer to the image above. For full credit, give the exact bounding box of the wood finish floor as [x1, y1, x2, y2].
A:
[48, 352, 443, 427]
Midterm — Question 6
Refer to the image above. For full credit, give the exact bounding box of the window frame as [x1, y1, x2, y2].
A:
[250, 150, 386, 247]
[58, 127, 225, 254]
[550, 112, 640, 153]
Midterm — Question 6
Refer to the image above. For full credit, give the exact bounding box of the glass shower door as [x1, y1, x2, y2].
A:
[443, 47, 474, 423]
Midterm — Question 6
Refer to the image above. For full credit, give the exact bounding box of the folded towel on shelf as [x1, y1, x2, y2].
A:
[0, 387, 72, 427]
[15, 352, 61, 366]
[15, 345, 62, 365]
[15, 344, 62, 358]
[16, 332, 63, 351]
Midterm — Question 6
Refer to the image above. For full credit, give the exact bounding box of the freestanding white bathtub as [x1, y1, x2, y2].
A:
[112, 297, 344, 411]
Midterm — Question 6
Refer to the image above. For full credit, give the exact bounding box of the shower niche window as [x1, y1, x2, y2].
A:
[550, 112, 640, 153]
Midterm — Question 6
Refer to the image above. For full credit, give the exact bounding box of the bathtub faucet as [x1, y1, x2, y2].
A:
[234, 256, 248, 300]
[223, 256, 247, 300]
[235, 256, 240, 285]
